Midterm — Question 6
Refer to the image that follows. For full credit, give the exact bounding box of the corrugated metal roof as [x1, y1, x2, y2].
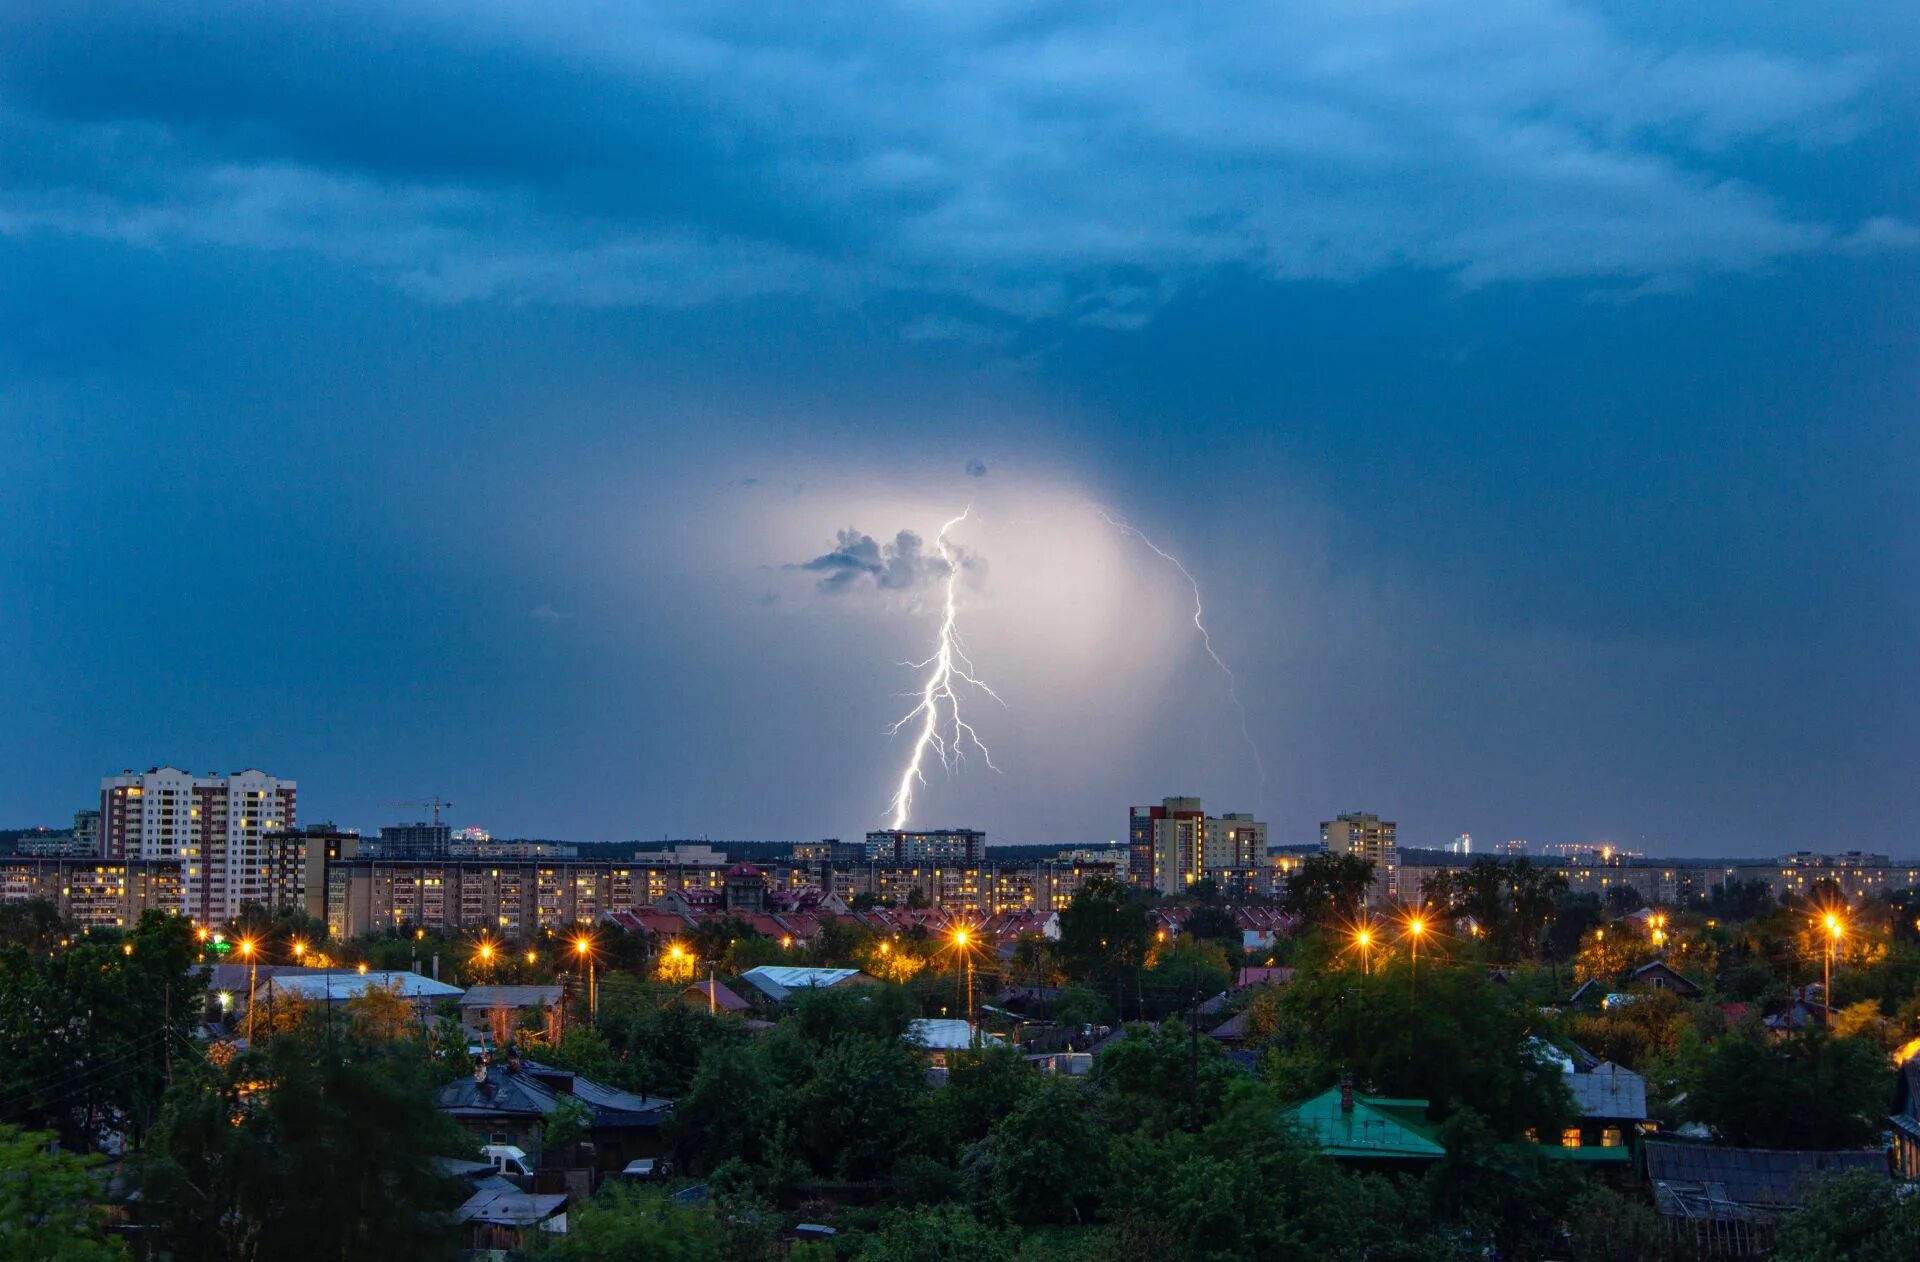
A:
[264, 971, 463, 1002]
[1566, 1062, 1648, 1121]
[458, 985, 563, 1009]
[1644, 1140, 1886, 1217]
[1284, 1088, 1446, 1160]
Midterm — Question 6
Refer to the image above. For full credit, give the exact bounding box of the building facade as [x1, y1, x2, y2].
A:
[1132, 798, 1270, 894]
[100, 767, 300, 921]
[324, 857, 1112, 939]
[1321, 812, 1398, 903]
[375, 822, 452, 859]
[863, 828, 987, 864]
[0, 858, 185, 930]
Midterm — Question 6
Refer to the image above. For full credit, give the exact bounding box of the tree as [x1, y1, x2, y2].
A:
[668, 1041, 776, 1172]
[1089, 1022, 1240, 1136]
[1284, 854, 1375, 926]
[1057, 879, 1153, 998]
[346, 980, 418, 1042]
[1685, 1033, 1890, 1149]
[548, 1184, 728, 1262]
[1278, 964, 1574, 1136]
[1563, 1183, 1665, 1262]
[853, 1204, 1016, 1262]
[972, 1077, 1107, 1225]
[138, 1033, 469, 1261]
[1775, 1169, 1920, 1262]
[0, 909, 204, 1147]
[1422, 859, 1566, 960]
[1100, 1080, 1372, 1262]
[918, 1044, 1037, 1153]
[0, 1125, 125, 1260]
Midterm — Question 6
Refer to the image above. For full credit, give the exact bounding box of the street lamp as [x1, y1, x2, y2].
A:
[951, 926, 976, 1035]
[1823, 912, 1845, 1019]
[572, 933, 597, 1025]
[1355, 927, 1373, 976]
[1406, 916, 1426, 993]
[238, 937, 259, 1044]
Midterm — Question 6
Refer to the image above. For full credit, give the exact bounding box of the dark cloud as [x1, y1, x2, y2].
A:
[796, 528, 951, 595]
[964, 458, 988, 478]
[0, 2, 1909, 318]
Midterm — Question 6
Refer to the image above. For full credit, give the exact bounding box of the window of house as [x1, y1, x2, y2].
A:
[1560, 1128, 1583, 1148]
[1602, 1127, 1623, 1147]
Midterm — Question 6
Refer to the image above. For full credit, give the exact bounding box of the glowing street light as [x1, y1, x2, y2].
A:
[950, 925, 978, 1035]
[238, 937, 260, 1043]
[572, 933, 597, 1024]
[1405, 915, 1427, 993]
[1822, 911, 1845, 1017]
[1354, 927, 1373, 976]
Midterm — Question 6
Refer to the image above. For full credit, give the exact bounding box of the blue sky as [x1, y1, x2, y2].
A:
[2, 2, 1915, 853]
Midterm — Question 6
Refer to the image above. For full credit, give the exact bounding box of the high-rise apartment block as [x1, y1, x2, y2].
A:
[1130, 797, 1269, 893]
[100, 767, 300, 922]
[376, 822, 453, 859]
[864, 828, 987, 864]
[1320, 811, 1398, 902]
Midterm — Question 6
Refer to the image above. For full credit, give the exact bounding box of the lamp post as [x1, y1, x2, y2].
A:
[1355, 927, 1373, 977]
[953, 926, 975, 1037]
[1407, 916, 1426, 994]
[239, 938, 259, 1044]
[1823, 912, 1844, 1021]
[573, 934, 596, 1026]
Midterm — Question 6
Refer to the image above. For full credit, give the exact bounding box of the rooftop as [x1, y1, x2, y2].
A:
[1284, 1087, 1446, 1160]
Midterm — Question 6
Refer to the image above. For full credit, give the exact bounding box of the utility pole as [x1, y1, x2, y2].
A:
[163, 982, 173, 1086]
[1188, 954, 1200, 1131]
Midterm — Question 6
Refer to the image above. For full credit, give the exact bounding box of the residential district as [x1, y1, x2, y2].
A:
[4, 769, 1920, 1260]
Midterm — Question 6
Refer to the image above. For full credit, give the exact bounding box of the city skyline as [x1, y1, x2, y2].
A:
[3, 4, 1916, 854]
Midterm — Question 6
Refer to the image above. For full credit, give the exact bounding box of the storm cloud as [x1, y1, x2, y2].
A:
[797, 528, 951, 595]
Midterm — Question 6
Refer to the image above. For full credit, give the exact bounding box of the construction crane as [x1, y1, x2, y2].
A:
[387, 798, 454, 825]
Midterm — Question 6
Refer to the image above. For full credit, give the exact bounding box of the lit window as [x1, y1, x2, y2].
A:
[1602, 1128, 1623, 1148]
[1560, 1128, 1583, 1148]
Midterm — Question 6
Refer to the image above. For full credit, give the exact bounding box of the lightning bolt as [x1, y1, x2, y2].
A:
[886, 506, 1003, 828]
[1095, 506, 1268, 783]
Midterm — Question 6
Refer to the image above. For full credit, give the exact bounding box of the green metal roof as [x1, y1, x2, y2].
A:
[1284, 1088, 1447, 1160]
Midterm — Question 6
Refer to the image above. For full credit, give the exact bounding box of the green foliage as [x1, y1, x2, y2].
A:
[1684, 1033, 1890, 1148]
[1420, 859, 1567, 961]
[545, 1092, 592, 1158]
[918, 1044, 1038, 1152]
[1089, 1021, 1239, 1135]
[0, 1125, 125, 1260]
[1775, 1170, 1920, 1262]
[669, 1040, 777, 1172]
[138, 1032, 469, 1261]
[1567, 990, 1686, 1069]
[1142, 939, 1232, 1016]
[1279, 962, 1574, 1135]
[1284, 854, 1375, 926]
[0, 909, 204, 1145]
[782, 1031, 926, 1179]
[855, 1203, 1018, 1262]
[971, 1077, 1107, 1225]
[1101, 1081, 1372, 1262]
[547, 1184, 728, 1262]
[1563, 1183, 1665, 1262]
[1057, 879, 1153, 988]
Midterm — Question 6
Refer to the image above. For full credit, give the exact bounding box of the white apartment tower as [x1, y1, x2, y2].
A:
[101, 767, 301, 922]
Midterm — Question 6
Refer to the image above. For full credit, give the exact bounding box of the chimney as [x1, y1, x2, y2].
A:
[432, 953, 441, 981]
[473, 1063, 487, 1085]
[1339, 1072, 1354, 1114]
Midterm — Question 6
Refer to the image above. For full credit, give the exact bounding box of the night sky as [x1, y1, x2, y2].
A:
[2, 3, 1915, 854]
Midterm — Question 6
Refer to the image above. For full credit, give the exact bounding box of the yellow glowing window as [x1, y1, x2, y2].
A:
[1560, 1128, 1583, 1148]
[1602, 1128, 1623, 1148]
